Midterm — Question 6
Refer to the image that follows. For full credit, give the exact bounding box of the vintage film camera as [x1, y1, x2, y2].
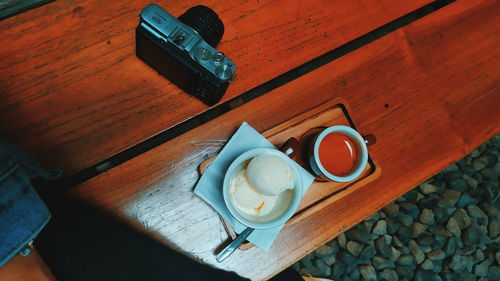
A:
[136, 4, 236, 106]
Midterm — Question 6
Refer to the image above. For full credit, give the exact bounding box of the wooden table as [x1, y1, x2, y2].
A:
[0, 0, 432, 175]
[1, 0, 499, 280]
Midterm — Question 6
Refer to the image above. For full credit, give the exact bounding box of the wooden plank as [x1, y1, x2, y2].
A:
[71, 0, 499, 279]
[0, 0, 432, 174]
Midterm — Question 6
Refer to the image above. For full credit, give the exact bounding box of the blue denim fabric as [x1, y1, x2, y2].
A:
[0, 140, 62, 266]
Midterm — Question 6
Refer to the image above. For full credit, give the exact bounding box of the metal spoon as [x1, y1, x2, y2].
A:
[216, 227, 254, 263]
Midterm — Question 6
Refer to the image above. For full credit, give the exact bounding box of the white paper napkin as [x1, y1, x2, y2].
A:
[194, 122, 315, 251]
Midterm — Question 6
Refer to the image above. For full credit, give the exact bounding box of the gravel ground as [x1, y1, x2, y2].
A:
[294, 135, 500, 281]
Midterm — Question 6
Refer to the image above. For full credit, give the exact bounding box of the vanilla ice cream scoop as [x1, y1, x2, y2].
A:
[229, 170, 278, 217]
[246, 153, 295, 196]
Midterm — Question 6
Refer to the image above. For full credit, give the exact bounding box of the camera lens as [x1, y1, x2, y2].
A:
[178, 5, 224, 48]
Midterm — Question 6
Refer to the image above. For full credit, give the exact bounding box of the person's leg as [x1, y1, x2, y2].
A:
[0, 248, 57, 281]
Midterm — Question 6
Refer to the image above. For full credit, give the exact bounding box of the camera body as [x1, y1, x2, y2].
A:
[136, 4, 235, 106]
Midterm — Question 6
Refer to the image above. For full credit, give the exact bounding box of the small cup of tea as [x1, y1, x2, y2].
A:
[310, 125, 371, 182]
[282, 125, 374, 182]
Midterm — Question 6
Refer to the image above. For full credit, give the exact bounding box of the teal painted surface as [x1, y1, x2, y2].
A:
[0, 0, 53, 20]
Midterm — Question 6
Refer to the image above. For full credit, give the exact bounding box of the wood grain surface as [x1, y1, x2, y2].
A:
[0, 0, 432, 175]
[69, 0, 500, 279]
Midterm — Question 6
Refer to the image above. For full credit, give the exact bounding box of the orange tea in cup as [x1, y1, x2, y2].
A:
[318, 133, 358, 176]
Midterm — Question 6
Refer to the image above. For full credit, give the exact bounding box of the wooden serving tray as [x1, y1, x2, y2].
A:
[199, 98, 381, 250]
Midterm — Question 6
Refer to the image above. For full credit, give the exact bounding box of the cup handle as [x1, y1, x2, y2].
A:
[363, 134, 376, 146]
[280, 137, 302, 159]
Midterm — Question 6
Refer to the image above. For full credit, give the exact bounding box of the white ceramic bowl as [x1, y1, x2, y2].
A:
[310, 125, 368, 182]
[222, 148, 303, 229]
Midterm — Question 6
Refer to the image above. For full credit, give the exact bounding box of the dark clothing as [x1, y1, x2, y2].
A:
[0, 140, 60, 266]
